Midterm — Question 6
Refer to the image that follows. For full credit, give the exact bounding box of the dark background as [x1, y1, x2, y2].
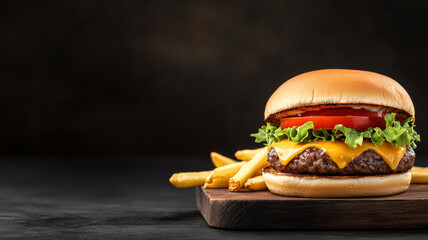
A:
[1, 0, 428, 157]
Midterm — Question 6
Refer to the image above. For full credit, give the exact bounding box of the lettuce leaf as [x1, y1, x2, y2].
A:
[251, 113, 420, 149]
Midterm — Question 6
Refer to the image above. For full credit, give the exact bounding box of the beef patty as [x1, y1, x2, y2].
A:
[268, 146, 415, 176]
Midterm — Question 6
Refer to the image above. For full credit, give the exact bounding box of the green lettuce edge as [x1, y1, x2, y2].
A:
[250, 113, 420, 149]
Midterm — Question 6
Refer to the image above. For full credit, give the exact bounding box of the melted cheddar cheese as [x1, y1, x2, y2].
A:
[270, 140, 406, 170]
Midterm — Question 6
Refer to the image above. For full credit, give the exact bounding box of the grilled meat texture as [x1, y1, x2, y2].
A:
[267, 146, 415, 175]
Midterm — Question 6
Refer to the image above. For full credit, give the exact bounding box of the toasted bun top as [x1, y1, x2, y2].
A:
[264, 69, 414, 121]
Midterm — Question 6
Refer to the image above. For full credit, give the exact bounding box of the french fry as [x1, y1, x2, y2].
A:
[204, 162, 246, 189]
[229, 147, 268, 191]
[235, 147, 266, 161]
[411, 171, 428, 183]
[412, 166, 428, 171]
[411, 166, 428, 183]
[203, 177, 230, 189]
[169, 171, 211, 188]
[245, 175, 267, 191]
[254, 168, 263, 176]
[210, 152, 238, 167]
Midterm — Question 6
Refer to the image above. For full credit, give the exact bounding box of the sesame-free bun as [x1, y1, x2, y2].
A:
[262, 167, 411, 198]
[264, 69, 414, 122]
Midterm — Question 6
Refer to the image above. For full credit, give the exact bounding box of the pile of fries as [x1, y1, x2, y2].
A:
[170, 147, 428, 191]
[170, 147, 268, 191]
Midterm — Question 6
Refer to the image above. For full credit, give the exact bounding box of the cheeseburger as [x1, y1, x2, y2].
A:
[251, 69, 420, 197]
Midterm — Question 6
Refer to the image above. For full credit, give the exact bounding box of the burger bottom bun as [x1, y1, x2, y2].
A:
[262, 168, 411, 198]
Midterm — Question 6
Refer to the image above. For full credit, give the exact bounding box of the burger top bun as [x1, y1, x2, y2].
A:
[264, 69, 415, 122]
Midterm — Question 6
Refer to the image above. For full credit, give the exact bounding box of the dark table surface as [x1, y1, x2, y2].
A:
[1, 156, 428, 239]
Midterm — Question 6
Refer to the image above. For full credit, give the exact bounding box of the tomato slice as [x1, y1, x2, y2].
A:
[298, 109, 384, 118]
[280, 116, 386, 130]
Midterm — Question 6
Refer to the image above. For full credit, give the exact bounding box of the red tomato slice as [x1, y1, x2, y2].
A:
[280, 116, 386, 130]
[298, 109, 384, 117]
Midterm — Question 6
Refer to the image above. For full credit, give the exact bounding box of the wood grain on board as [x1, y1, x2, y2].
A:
[196, 184, 428, 229]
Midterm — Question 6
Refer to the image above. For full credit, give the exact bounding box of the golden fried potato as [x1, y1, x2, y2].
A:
[169, 171, 211, 188]
[235, 147, 266, 161]
[412, 167, 428, 183]
[245, 175, 267, 191]
[229, 147, 268, 191]
[203, 177, 230, 188]
[204, 162, 246, 188]
[210, 152, 238, 167]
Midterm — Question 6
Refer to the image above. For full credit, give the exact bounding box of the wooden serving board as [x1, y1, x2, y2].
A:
[196, 184, 428, 229]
